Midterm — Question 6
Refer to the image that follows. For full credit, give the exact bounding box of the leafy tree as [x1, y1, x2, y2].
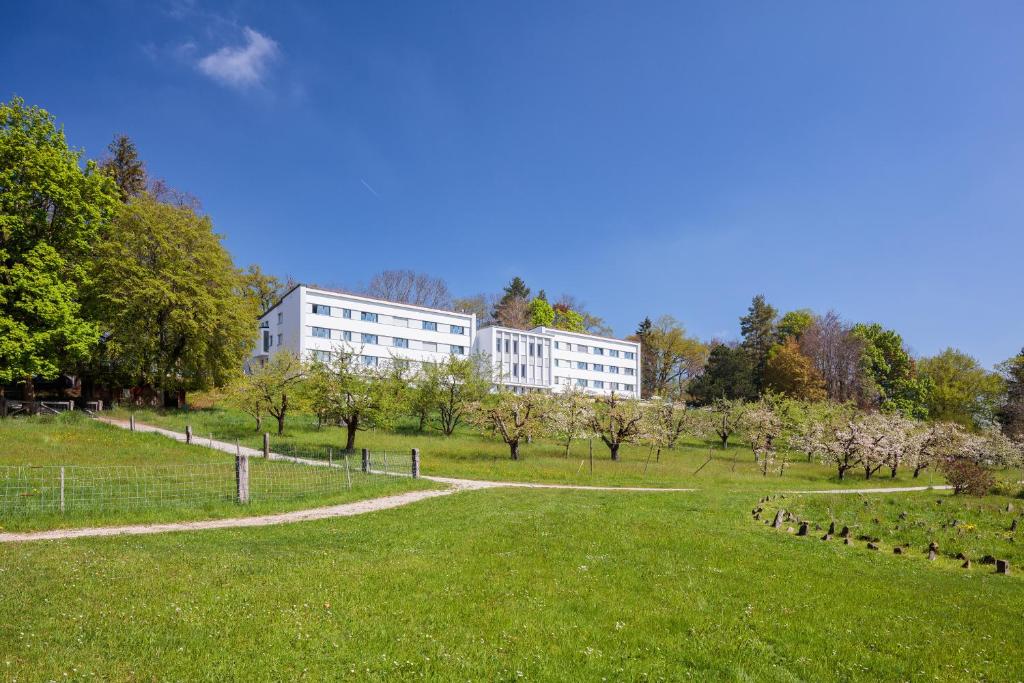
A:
[587, 392, 647, 460]
[305, 348, 406, 450]
[552, 304, 585, 332]
[707, 397, 746, 449]
[99, 134, 147, 200]
[528, 296, 555, 328]
[764, 337, 826, 401]
[996, 348, 1024, 439]
[687, 344, 758, 405]
[776, 309, 814, 341]
[917, 348, 1005, 429]
[0, 97, 118, 396]
[87, 194, 257, 404]
[232, 351, 304, 434]
[554, 294, 611, 336]
[427, 354, 491, 435]
[739, 294, 778, 389]
[744, 399, 783, 475]
[547, 387, 593, 457]
[636, 315, 708, 399]
[851, 323, 930, 418]
[470, 389, 546, 460]
[241, 264, 288, 317]
[453, 294, 491, 324]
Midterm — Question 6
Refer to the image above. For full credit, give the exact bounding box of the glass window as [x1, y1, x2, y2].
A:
[264, 331, 272, 350]
[277, 334, 283, 346]
[537, 346, 543, 359]
[528, 342, 535, 357]
[624, 351, 635, 360]
[392, 317, 409, 328]
[394, 337, 409, 348]
[513, 341, 519, 354]
[593, 363, 604, 372]
[625, 368, 635, 376]
[343, 309, 352, 319]
[504, 339, 510, 353]
[421, 341, 438, 352]
[277, 312, 283, 324]
[312, 304, 331, 315]
[312, 326, 330, 339]
[624, 384, 634, 392]
[576, 378, 587, 387]
[512, 364, 519, 377]
[451, 345, 465, 355]
[521, 363, 527, 378]
[593, 380, 604, 389]
[594, 347, 604, 355]
[576, 361, 587, 370]
[576, 344, 587, 353]
[312, 350, 331, 362]
[361, 333, 378, 345]
[609, 366, 620, 374]
[422, 320, 438, 331]
[451, 325, 464, 335]
[609, 349, 620, 358]
[361, 311, 378, 323]
[361, 355, 377, 367]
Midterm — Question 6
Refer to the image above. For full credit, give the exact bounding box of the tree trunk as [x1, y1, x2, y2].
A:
[346, 415, 359, 451]
[719, 434, 729, 449]
[838, 466, 846, 480]
[255, 415, 262, 432]
[610, 442, 620, 461]
[509, 439, 520, 460]
[563, 438, 572, 458]
[23, 376, 35, 414]
[277, 394, 288, 435]
[889, 466, 898, 478]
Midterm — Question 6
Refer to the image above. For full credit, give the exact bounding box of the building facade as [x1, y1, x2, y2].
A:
[252, 285, 641, 397]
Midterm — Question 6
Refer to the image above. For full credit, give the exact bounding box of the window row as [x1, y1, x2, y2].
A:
[310, 303, 467, 335]
[494, 338, 548, 358]
[310, 327, 465, 355]
[556, 377, 636, 392]
[552, 341, 635, 359]
[263, 330, 284, 352]
[553, 359, 635, 375]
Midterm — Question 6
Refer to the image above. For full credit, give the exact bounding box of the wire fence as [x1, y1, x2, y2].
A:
[0, 451, 409, 518]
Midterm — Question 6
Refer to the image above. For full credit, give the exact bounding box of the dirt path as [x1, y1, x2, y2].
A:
[784, 485, 952, 494]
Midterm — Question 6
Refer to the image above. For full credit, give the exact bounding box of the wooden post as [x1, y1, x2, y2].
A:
[361, 448, 370, 473]
[129, 413, 136, 431]
[185, 425, 193, 445]
[59, 466, 65, 514]
[328, 448, 333, 466]
[344, 453, 352, 489]
[411, 448, 420, 479]
[589, 438, 593, 475]
[236, 452, 250, 504]
[263, 432, 270, 458]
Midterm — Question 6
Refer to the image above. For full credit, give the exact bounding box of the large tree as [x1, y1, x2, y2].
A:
[365, 269, 452, 309]
[87, 193, 256, 404]
[426, 353, 491, 435]
[587, 393, 647, 460]
[764, 337, 826, 401]
[99, 134, 147, 200]
[492, 277, 531, 328]
[997, 348, 1024, 439]
[739, 294, 778, 390]
[470, 389, 546, 460]
[687, 344, 758, 405]
[799, 311, 866, 404]
[852, 322, 930, 418]
[634, 315, 708, 399]
[241, 264, 289, 317]
[917, 348, 1005, 429]
[0, 98, 118, 397]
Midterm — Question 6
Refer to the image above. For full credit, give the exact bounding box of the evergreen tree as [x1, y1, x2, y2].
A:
[739, 294, 778, 391]
[635, 317, 655, 398]
[997, 348, 1024, 439]
[100, 134, 147, 200]
[687, 344, 758, 405]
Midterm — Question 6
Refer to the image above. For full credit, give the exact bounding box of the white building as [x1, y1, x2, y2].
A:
[251, 284, 641, 398]
[252, 285, 476, 370]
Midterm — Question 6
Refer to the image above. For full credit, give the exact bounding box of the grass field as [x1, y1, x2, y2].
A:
[2, 411, 1022, 680]
[107, 406, 957, 492]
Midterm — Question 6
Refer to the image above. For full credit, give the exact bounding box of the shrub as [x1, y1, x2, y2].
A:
[939, 457, 995, 496]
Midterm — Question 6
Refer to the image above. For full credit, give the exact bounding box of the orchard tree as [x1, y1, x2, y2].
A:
[87, 194, 257, 404]
[0, 97, 118, 397]
[547, 386, 593, 457]
[707, 397, 747, 449]
[241, 351, 305, 435]
[744, 400, 783, 475]
[471, 389, 546, 460]
[588, 392, 647, 460]
[428, 353, 491, 435]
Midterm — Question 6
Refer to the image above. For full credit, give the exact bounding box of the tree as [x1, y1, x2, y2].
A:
[0, 98, 118, 397]
[799, 311, 867, 404]
[777, 309, 814, 341]
[87, 194, 257, 404]
[996, 348, 1024, 439]
[551, 304, 585, 332]
[917, 348, 1005, 428]
[554, 294, 612, 336]
[470, 390, 546, 460]
[744, 399, 783, 475]
[852, 323, 930, 418]
[636, 315, 708, 399]
[546, 387, 592, 457]
[492, 277, 532, 329]
[241, 264, 288, 317]
[687, 344, 758, 405]
[764, 337, 826, 401]
[707, 397, 746, 449]
[739, 294, 778, 390]
[588, 393, 647, 460]
[365, 269, 452, 309]
[305, 348, 406, 450]
[99, 134, 147, 200]
[427, 354, 491, 435]
[905, 421, 969, 478]
[242, 351, 305, 435]
[528, 296, 555, 328]
[453, 294, 492, 325]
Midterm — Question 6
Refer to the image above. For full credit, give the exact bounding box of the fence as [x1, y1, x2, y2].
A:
[0, 448, 418, 517]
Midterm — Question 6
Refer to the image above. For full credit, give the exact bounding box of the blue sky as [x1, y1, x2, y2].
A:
[4, 1, 1022, 367]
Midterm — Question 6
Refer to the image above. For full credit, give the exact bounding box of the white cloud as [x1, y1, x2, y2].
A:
[197, 27, 278, 88]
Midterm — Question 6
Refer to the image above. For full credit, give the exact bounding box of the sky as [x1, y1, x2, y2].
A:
[3, 1, 1022, 368]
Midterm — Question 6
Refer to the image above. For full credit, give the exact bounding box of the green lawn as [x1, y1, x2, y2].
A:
[2, 487, 1021, 681]
[0, 414, 436, 532]
[108, 406, 953, 492]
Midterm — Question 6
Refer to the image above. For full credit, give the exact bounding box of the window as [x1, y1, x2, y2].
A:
[513, 341, 519, 354]
[528, 343, 535, 357]
[625, 368, 635, 376]
[361, 333, 378, 345]
[512, 364, 519, 377]
[593, 363, 604, 372]
[609, 366, 620, 374]
[521, 363, 526, 378]
[451, 325, 464, 335]
[624, 384, 635, 392]
[504, 339, 510, 353]
[361, 355, 377, 367]
[312, 326, 330, 339]
[576, 344, 587, 352]
[263, 331, 271, 352]
[624, 351, 635, 360]
[537, 346, 543, 359]
[394, 337, 409, 348]
[392, 317, 409, 328]
[553, 341, 561, 350]
[343, 309, 352, 319]
[576, 378, 588, 387]
[576, 361, 588, 370]
[361, 311, 378, 323]
[277, 312, 283, 325]
[343, 330, 352, 342]
[451, 345, 465, 355]
[421, 341, 438, 352]
[594, 347, 604, 356]
[277, 334, 283, 346]
[609, 349, 620, 358]
[312, 304, 331, 315]
[593, 380, 604, 389]
[311, 350, 331, 362]
[422, 320, 437, 331]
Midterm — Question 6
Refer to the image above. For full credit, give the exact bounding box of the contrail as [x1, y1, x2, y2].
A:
[360, 179, 379, 197]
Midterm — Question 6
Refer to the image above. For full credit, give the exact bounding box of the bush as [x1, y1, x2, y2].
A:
[939, 457, 995, 496]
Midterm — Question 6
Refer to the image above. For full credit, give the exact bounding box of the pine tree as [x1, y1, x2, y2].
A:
[739, 294, 778, 391]
[100, 134, 147, 200]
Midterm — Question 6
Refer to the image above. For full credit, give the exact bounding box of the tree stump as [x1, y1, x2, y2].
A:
[996, 559, 1010, 575]
[893, 547, 903, 555]
[839, 526, 850, 538]
[772, 510, 785, 529]
[827, 521, 835, 535]
[867, 542, 879, 551]
[797, 522, 809, 536]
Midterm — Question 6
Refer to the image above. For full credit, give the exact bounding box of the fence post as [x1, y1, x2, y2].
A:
[236, 453, 250, 504]
[328, 448, 333, 466]
[185, 425, 193, 445]
[411, 448, 420, 479]
[263, 432, 270, 458]
[130, 413, 136, 431]
[361, 448, 370, 473]
[60, 466, 65, 514]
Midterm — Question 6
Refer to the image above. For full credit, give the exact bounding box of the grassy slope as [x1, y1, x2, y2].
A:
[1, 488, 1021, 681]
[0, 415, 435, 532]
[110, 407, 954, 492]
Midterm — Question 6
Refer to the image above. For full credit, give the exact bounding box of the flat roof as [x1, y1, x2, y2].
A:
[482, 324, 638, 346]
[260, 283, 476, 321]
